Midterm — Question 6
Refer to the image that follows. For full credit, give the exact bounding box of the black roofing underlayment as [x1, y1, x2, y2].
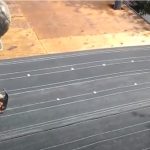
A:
[0, 45, 150, 150]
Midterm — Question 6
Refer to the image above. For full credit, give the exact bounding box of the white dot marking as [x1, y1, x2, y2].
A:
[102, 64, 106, 67]
[134, 83, 138, 86]
[131, 60, 135, 63]
[27, 74, 31, 77]
[93, 91, 97, 94]
[71, 67, 75, 70]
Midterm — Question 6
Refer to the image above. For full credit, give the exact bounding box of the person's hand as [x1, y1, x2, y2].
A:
[0, 102, 3, 112]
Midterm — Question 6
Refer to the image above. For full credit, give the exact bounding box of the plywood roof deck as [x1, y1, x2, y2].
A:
[0, 1, 150, 59]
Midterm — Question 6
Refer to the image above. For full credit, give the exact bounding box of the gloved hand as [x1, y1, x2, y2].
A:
[0, 0, 11, 50]
[0, 0, 11, 37]
[0, 90, 8, 112]
[0, 101, 4, 112]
